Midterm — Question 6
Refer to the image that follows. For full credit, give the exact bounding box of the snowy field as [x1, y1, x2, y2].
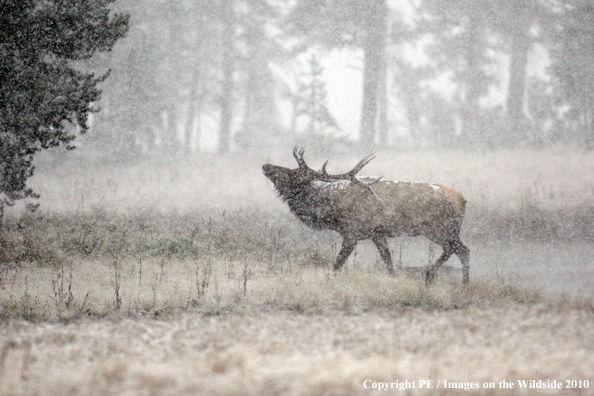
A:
[1, 147, 593, 395]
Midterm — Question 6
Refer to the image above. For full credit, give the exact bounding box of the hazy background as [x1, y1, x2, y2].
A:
[14, 0, 594, 298]
[67, 0, 594, 156]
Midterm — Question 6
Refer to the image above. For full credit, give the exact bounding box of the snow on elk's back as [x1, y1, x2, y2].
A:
[310, 176, 383, 192]
[310, 179, 351, 191]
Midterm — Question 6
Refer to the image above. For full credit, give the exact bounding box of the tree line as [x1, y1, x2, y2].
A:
[88, 0, 594, 156]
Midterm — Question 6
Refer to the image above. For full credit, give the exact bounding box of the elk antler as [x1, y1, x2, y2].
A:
[293, 145, 309, 170]
[293, 147, 380, 199]
[320, 152, 376, 179]
[318, 153, 382, 200]
[321, 159, 329, 174]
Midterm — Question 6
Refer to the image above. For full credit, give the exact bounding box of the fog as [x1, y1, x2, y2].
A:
[82, 0, 594, 155]
[7, 0, 594, 299]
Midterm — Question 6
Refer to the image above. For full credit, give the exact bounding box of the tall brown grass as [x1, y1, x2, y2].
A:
[0, 223, 543, 321]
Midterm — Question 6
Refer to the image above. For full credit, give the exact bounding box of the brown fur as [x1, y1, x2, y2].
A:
[263, 155, 470, 285]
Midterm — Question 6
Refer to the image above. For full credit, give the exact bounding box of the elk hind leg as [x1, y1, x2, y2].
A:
[425, 244, 453, 286]
[454, 240, 470, 285]
[333, 237, 357, 272]
[371, 235, 395, 276]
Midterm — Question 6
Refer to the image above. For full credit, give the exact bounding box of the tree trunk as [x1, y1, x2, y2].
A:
[184, 91, 196, 156]
[461, 15, 482, 144]
[242, 63, 254, 134]
[359, 0, 387, 152]
[163, 106, 179, 155]
[506, 29, 530, 146]
[377, 10, 389, 148]
[218, 0, 234, 154]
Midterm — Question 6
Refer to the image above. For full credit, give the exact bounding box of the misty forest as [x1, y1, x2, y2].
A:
[1, 0, 594, 395]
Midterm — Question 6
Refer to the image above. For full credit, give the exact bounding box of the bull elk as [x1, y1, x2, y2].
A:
[262, 147, 470, 285]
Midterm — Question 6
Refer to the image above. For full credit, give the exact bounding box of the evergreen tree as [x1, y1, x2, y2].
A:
[290, 55, 340, 153]
[417, 0, 496, 146]
[0, 0, 128, 217]
[235, 0, 285, 151]
[549, 0, 594, 148]
[91, 0, 221, 157]
[298, 56, 340, 134]
[287, 0, 388, 152]
[478, 0, 547, 145]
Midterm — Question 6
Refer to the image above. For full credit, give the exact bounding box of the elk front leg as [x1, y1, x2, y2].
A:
[333, 237, 357, 272]
[371, 235, 395, 276]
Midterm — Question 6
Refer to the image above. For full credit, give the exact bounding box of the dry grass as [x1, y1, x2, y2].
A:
[0, 148, 593, 395]
[1, 304, 593, 395]
[0, 254, 543, 322]
[0, 218, 590, 395]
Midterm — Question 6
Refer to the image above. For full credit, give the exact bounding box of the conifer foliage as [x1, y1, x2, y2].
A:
[0, 0, 128, 217]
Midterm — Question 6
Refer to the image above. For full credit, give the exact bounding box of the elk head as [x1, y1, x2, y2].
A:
[262, 146, 378, 201]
